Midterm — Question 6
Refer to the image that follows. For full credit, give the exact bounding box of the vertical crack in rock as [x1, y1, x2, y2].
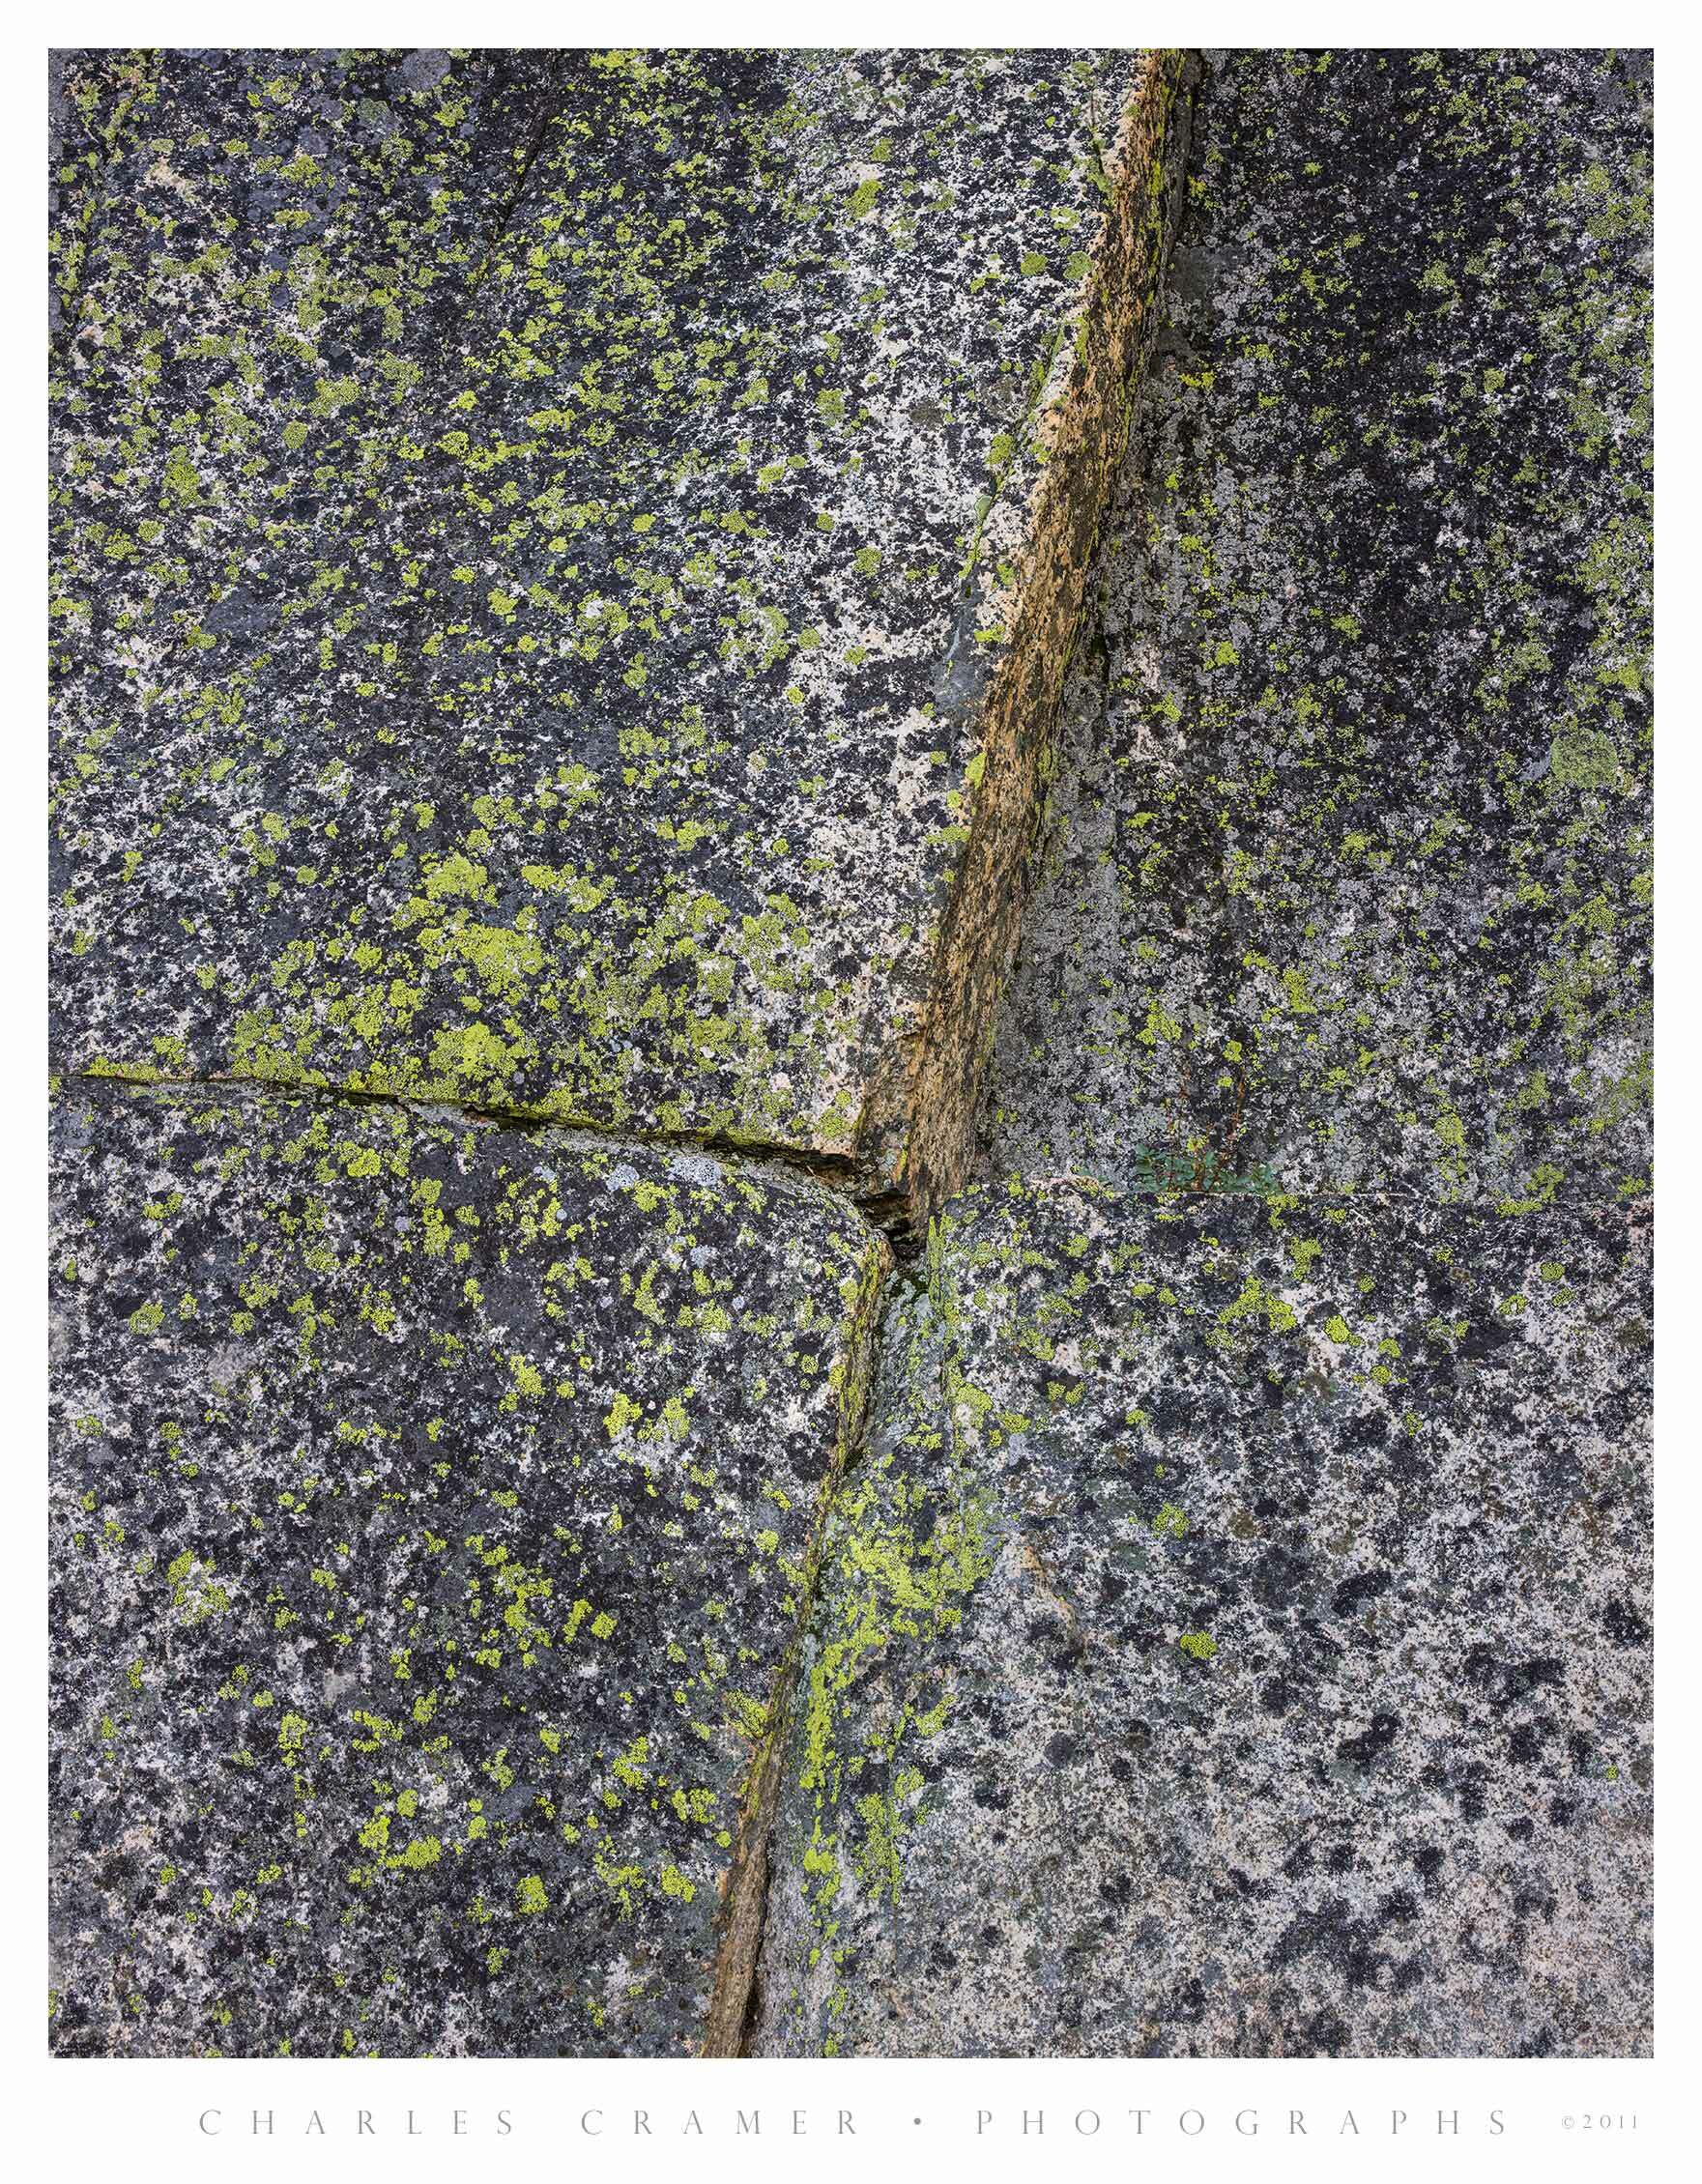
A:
[750, 44, 1653, 2059]
[883, 52, 1197, 1224]
[701, 1233, 893, 2055]
[43, 38, 1214, 2061]
[49, 1081, 895, 2055]
[54, 50, 1190, 1206]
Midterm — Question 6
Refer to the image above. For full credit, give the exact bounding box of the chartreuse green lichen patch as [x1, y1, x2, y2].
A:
[48, 44, 1649, 2070]
[48, 1078, 886, 2056]
[51, 46, 1182, 1224]
[754, 1175, 1651, 2056]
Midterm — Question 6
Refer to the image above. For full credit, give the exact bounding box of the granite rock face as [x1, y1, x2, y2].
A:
[46, 44, 1654, 2064]
[982, 47, 1652, 1211]
[50, 47, 1189, 1224]
[754, 47, 1653, 2059]
[49, 1079, 885, 2055]
[754, 1183, 1652, 2056]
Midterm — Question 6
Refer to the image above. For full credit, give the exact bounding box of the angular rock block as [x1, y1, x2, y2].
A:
[985, 47, 1652, 1210]
[49, 1079, 886, 2055]
[755, 1183, 1652, 2055]
[50, 47, 1190, 1223]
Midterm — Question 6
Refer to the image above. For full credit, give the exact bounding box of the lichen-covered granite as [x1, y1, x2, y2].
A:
[45, 44, 1655, 2065]
[755, 46, 1653, 2059]
[49, 46, 1189, 1224]
[982, 46, 1652, 1211]
[48, 1078, 885, 2055]
[754, 1182, 1652, 2056]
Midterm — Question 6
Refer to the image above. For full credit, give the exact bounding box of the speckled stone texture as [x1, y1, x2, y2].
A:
[981, 47, 1651, 1210]
[48, 1079, 885, 2055]
[754, 1183, 1652, 2056]
[49, 47, 1188, 1223]
[754, 46, 1652, 2059]
[47, 43, 1655, 2065]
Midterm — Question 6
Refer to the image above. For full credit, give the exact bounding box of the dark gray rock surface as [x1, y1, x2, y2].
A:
[754, 1182, 1652, 2055]
[48, 1079, 885, 2055]
[49, 47, 1186, 1221]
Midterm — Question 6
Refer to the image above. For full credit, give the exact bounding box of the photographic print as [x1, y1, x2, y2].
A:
[45, 38, 1652, 2072]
